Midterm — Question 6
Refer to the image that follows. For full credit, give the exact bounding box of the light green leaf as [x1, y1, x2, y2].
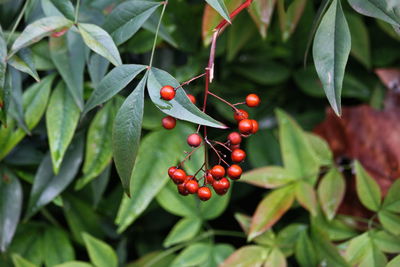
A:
[11, 254, 37, 267]
[318, 167, 345, 220]
[348, 0, 400, 27]
[43, 227, 75, 267]
[295, 181, 317, 216]
[378, 210, 400, 235]
[354, 160, 381, 211]
[313, 0, 351, 115]
[83, 233, 118, 267]
[8, 48, 40, 82]
[171, 243, 212, 267]
[371, 230, 400, 253]
[382, 179, 400, 212]
[240, 166, 294, 189]
[264, 248, 286, 267]
[205, 0, 231, 23]
[78, 23, 122, 66]
[345, 233, 370, 266]
[54, 262, 92, 267]
[387, 254, 400, 267]
[306, 133, 333, 166]
[163, 217, 202, 247]
[220, 245, 269, 267]
[204, 244, 235, 267]
[10, 16, 73, 56]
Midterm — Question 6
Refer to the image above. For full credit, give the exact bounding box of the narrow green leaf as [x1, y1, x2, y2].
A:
[171, 243, 212, 267]
[76, 99, 121, 190]
[276, 109, 319, 181]
[0, 169, 23, 252]
[83, 233, 118, 267]
[43, 227, 75, 267]
[163, 217, 202, 247]
[89, 165, 111, 208]
[8, 67, 30, 134]
[46, 82, 80, 173]
[10, 16, 73, 56]
[204, 244, 235, 267]
[371, 230, 400, 253]
[147, 68, 226, 129]
[249, 185, 295, 240]
[8, 48, 40, 82]
[295, 181, 317, 216]
[378, 210, 400, 235]
[264, 248, 286, 267]
[78, 23, 122, 67]
[103, 0, 161, 45]
[347, 13, 371, 69]
[295, 231, 318, 267]
[248, 0, 277, 39]
[382, 179, 400, 212]
[348, 0, 400, 27]
[112, 76, 146, 196]
[0, 67, 11, 125]
[0, 26, 7, 117]
[54, 262, 92, 267]
[354, 160, 381, 211]
[312, 0, 351, 115]
[142, 15, 177, 48]
[318, 167, 345, 220]
[306, 133, 333, 166]
[41, 0, 75, 20]
[276, 223, 307, 256]
[312, 212, 357, 241]
[240, 166, 294, 189]
[11, 254, 37, 267]
[220, 246, 269, 267]
[277, 0, 307, 41]
[83, 64, 146, 114]
[205, 0, 231, 23]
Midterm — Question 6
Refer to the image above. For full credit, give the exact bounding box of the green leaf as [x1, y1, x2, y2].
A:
[345, 233, 370, 266]
[295, 231, 318, 267]
[0, 74, 54, 160]
[277, 0, 307, 41]
[312, 213, 357, 241]
[295, 181, 317, 216]
[88, 53, 109, 88]
[10, 16, 74, 56]
[76, 99, 121, 190]
[220, 245, 269, 267]
[103, 0, 161, 45]
[248, 0, 277, 39]
[318, 167, 345, 220]
[348, 0, 400, 27]
[41, 0, 75, 20]
[227, 13, 257, 61]
[163, 217, 202, 247]
[371, 230, 400, 253]
[112, 76, 146, 196]
[78, 23, 122, 67]
[387, 255, 400, 267]
[26, 135, 84, 218]
[378, 210, 400, 235]
[43, 227, 75, 267]
[11, 254, 37, 267]
[248, 185, 295, 240]
[233, 61, 290, 85]
[276, 223, 307, 256]
[247, 129, 281, 168]
[276, 109, 319, 181]
[54, 262, 92, 267]
[0, 66, 11, 125]
[83, 233, 118, 267]
[0, 26, 7, 115]
[8, 48, 40, 82]
[46, 82, 81, 173]
[354, 160, 381, 211]
[306, 133, 333, 166]
[347, 13, 371, 69]
[147, 67, 226, 129]
[171, 243, 211, 267]
[240, 166, 294, 189]
[382, 179, 400, 212]
[264, 248, 286, 267]
[83, 64, 146, 114]
[8, 67, 30, 134]
[205, 0, 231, 24]
[312, 0, 351, 115]
[203, 244, 235, 267]
[0, 169, 23, 252]
[49, 32, 86, 109]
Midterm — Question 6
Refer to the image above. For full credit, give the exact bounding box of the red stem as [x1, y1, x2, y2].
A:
[175, 72, 206, 90]
[208, 91, 239, 112]
[214, 0, 254, 32]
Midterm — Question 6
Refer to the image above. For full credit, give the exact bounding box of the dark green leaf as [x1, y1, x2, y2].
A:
[295, 231, 318, 267]
[0, 26, 7, 118]
[347, 13, 371, 69]
[171, 243, 212, 267]
[318, 167, 345, 220]
[88, 53, 109, 88]
[8, 48, 40, 82]
[276, 223, 307, 256]
[112, 77, 146, 196]
[0, 67, 11, 125]
[247, 129, 281, 168]
[89, 165, 111, 208]
[147, 68, 226, 129]
[142, 14, 177, 48]
[240, 166, 295, 189]
[41, 0, 75, 20]
[348, 0, 400, 27]
[248, 0, 277, 39]
[7, 67, 29, 134]
[354, 160, 381, 211]
[220, 246, 269, 267]
[11, 254, 36, 267]
[163, 217, 202, 247]
[78, 23, 122, 67]
[103, 0, 161, 45]
[0, 169, 23, 252]
[277, 0, 307, 41]
[205, 0, 231, 23]
[233, 62, 290, 85]
[43, 227, 75, 266]
[83, 64, 146, 114]
[313, 0, 351, 115]
[83, 233, 118, 267]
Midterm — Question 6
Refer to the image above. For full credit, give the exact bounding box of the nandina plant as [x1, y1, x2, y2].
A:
[0, 0, 399, 266]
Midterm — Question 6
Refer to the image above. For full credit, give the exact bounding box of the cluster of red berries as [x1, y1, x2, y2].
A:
[160, 84, 261, 201]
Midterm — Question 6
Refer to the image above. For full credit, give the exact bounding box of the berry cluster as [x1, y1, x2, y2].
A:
[160, 83, 261, 201]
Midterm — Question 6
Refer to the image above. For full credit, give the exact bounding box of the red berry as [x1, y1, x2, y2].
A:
[227, 164, 242, 180]
[234, 109, 249, 122]
[238, 119, 253, 134]
[172, 169, 186, 184]
[185, 179, 199, 194]
[251, 120, 259, 134]
[231, 149, 246, 163]
[160, 85, 175, 101]
[177, 183, 189, 196]
[205, 171, 214, 184]
[230, 144, 240, 150]
[198, 186, 212, 201]
[187, 94, 196, 104]
[168, 166, 177, 178]
[246, 94, 260, 107]
[227, 132, 242, 145]
[213, 178, 230, 195]
[187, 133, 202, 147]
[211, 165, 225, 179]
[162, 116, 176, 130]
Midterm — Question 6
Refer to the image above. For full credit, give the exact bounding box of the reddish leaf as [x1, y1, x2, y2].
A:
[220, 245, 269, 267]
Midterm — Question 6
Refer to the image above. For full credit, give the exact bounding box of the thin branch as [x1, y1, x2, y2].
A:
[149, 1, 168, 68]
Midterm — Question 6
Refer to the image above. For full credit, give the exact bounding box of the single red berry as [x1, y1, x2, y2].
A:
[234, 109, 249, 122]
[238, 119, 253, 134]
[227, 132, 242, 145]
[246, 94, 260, 107]
[198, 186, 212, 201]
[51, 28, 68, 38]
[205, 171, 215, 184]
[168, 166, 177, 178]
[172, 169, 186, 184]
[227, 164, 242, 180]
[162, 116, 176, 130]
[231, 149, 246, 163]
[160, 85, 176, 101]
[211, 165, 225, 179]
[177, 183, 189, 196]
[187, 94, 196, 104]
[185, 179, 199, 194]
[213, 178, 230, 195]
[187, 133, 202, 147]
[251, 119, 259, 134]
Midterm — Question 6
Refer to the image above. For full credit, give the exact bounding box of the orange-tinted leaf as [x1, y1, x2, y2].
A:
[220, 245, 269, 267]
[248, 0, 277, 39]
[264, 248, 287, 267]
[375, 68, 400, 91]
